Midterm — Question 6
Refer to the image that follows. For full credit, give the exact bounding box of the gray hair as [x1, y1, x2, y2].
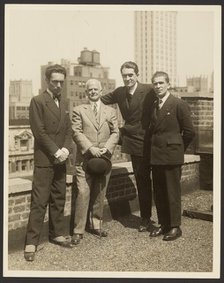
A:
[85, 79, 102, 91]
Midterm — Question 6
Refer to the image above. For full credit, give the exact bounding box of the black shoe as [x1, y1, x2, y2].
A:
[49, 237, 73, 248]
[138, 218, 151, 232]
[71, 234, 83, 245]
[88, 229, 108, 237]
[163, 227, 182, 241]
[24, 245, 36, 262]
[149, 226, 168, 237]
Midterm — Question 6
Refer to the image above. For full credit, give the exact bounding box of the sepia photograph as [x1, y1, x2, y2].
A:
[4, 3, 222, 279]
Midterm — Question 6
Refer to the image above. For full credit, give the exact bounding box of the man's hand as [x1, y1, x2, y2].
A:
[89, 146, 102, 157]
[54, 148, 69, 163]
[99, 147, 107, 155]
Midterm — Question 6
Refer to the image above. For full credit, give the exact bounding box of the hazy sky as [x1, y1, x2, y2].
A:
[5, 5, 218, 94]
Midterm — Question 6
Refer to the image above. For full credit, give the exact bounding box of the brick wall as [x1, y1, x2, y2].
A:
[8, 156, 200, 232]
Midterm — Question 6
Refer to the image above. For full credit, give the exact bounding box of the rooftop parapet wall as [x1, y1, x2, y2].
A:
[8, 156, 200, 232]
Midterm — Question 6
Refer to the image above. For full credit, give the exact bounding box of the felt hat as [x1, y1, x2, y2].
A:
[86, 154, 112, 176]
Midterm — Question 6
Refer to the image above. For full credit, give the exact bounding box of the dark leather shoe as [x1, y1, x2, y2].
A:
[24, 245, 36, 262]
[138, 218, 151, 232]
[88, 229, 108, 237]
[163, 227, 182, 241]
[149, 226, 168, 237]
[49, 238, 73, 248]
[71, 234, 83, 245]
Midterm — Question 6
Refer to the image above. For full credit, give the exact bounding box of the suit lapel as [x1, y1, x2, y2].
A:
[43, 91, 60, 120]
[128, 83, 143, 112]
[83, 104, 99, 130]
[56, 99, 66, 133]
[99, 103, 107, 129]
[155, 94, 175, 129]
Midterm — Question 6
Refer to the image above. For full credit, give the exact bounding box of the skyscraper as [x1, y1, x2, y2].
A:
[134, 11, 177, 87]
[9, 80, 33, 120]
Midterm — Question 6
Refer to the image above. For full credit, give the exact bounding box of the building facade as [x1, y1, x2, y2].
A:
[9, 80, 33, 120]
[186, 76, 208, 93]
[8, 123, 34, 177]
[134, 11, 177, 87]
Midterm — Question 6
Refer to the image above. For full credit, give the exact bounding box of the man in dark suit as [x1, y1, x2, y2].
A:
[24, 64, 73, 261]
[101, 61, 156, 232]
[147, 71, 195, 241]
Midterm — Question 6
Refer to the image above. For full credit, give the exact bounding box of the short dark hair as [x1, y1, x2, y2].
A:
[45, 64, 67, 80]
[151, 71, 170, 83]
[120, 61, 139, 75]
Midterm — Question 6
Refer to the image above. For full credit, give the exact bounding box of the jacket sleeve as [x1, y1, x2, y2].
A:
[101, 90, 118, 105]
[29, 97, 59, 155]
[177, 100, 195, 151]
[72, 107, 94, 154]
[104, 108, 119, 154]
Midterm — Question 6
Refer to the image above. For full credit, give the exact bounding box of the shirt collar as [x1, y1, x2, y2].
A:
[128, 82, 138, 95]
[158, 91, 170, 104]
[47, 88, 53, 98]
[90, 100, 101, 109]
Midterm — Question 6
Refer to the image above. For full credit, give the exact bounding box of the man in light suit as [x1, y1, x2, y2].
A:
[71, 79, 119, 245]
[24, 64, 73, 261]
[101, 61, 156, 232]
[146, 71, 195, 241]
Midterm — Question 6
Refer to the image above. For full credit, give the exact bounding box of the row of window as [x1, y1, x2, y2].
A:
[16, 106, 29, 110]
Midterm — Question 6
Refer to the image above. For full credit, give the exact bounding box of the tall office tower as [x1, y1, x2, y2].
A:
[9, 80, 33, 120]
[134, 11, 177, 87]
[9, 80, 33, 104]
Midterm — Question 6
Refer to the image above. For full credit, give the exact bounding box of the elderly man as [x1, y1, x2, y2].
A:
[71, 79, 119, 245]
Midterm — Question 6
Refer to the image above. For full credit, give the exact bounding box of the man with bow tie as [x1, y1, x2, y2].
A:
[101, 61, 156, 233]
[147, 71, 195, 241]
[24, 64, 73, 261]
[71, 79, 119, 245]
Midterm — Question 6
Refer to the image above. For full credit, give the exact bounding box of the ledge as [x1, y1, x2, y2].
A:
[8, 155, 200, 195]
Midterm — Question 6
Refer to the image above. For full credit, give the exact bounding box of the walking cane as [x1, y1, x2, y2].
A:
[99, 177, 103, 239]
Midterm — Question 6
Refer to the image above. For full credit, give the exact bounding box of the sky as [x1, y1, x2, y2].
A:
[5, 5, 219, 95]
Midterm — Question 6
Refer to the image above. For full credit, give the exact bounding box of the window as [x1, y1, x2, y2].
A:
[21, 160, 27, 171]
[20, 139, 28, 151]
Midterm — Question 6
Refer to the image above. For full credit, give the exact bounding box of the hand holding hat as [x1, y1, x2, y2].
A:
[86, 149, 112, 176]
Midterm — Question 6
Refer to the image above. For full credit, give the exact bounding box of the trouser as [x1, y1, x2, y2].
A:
[131, 155, 152, 219]
[152, 165, 182, 228]
[73, 165, 111, 234]
[25, 165, 66, 245]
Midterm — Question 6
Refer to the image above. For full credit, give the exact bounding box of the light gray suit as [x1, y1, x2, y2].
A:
[72, 102, 119, 234]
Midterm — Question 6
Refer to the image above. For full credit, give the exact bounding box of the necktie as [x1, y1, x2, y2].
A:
[150, 98, 160, 130]
[158, 99, 163, 109]
[127, 92, 132, 105]
[93, 103, 98, 116]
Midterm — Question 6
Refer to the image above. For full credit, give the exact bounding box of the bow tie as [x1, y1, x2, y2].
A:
[53, 94, 61, 101]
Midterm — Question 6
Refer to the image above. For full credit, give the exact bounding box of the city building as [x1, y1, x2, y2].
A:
[8, 123, 34, 177]
[9, 80, 33, 120]
[209, 72, 214, 93]
[186, 76, 208, 93]
[134, 11, 177, 87]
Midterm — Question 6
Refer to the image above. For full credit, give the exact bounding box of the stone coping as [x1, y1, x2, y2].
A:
[8, 154, 200, 195]
[180, 93, 213, 99]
